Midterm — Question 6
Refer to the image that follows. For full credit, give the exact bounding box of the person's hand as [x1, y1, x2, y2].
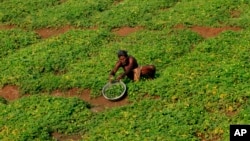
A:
[117, 75, 122, 81]
[109, 75, 114, 83]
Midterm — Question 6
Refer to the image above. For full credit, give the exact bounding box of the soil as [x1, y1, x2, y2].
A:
[52, 132, 82, 141]
[174, 24, 241, 38]
[112, 26, 144, 36]
[190, 26, 241, 38]
[35, 25, 74, 39]
[0, 85, 129, 112]
[196, 132, 221, 141]
[0, 25, 15, 30]
[113, 0, 124, 5]
[51, 88, 130, 112]
[0, 85, 20, 101]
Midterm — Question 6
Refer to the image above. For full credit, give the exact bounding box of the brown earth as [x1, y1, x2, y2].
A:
[0, 85, 20, 101]
[190, 26, 241, 38]
[174, 24, 241, 38]
[51, 88, 130, 112]
[35, 26, 98, 39]
[35, 25, 74, 39]
[113, 0, 124, 5]
[35, 26, 144, 38]
[112, 26, 144, 36]
[0, 25, 15, 30]
[52, 132, 82, 141]
[196, 132, 222, 141]
[0, 85, 129, 112]
[1, 24, 241, 39]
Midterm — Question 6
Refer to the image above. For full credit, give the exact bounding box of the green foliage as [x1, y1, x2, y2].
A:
[0, 0, 114, 28]
[0, 0, 250, 140]
[0, 0, 61, 28]
[0, 29, 111, 93]
[0, 97, 7, 105]
[92, 0, 179, 28]
[151, 0, 250, 29]
[1, 0, 250, 29]
[0, 95, 92, 140]
[0, 29, 39, 58]
[35, 0, 114, 28]
[83, 99, 234, 141]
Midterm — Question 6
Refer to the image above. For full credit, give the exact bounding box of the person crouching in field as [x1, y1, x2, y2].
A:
[109, 50, 156, 82]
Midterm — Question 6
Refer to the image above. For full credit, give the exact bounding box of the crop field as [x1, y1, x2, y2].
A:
[0, 0, 250, 140]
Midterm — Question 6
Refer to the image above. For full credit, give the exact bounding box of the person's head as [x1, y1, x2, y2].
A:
[117, 50, 128, 65]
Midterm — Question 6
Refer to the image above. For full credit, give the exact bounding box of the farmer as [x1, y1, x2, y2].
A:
[109, 50, 156, 82]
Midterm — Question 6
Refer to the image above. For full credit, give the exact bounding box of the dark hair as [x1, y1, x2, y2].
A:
[117, 50, 128, 57]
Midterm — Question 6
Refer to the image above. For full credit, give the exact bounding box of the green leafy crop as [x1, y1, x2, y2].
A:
[0, 29, 39, 58]
[0, 95, 92, 140]
[0, 0, 250, 140]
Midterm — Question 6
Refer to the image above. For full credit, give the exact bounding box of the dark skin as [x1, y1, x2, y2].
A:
[110, 55, 138, 81]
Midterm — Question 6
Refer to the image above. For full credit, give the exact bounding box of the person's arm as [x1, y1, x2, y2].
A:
[109, 61, 121, 79]
[117, 57, 134, 80]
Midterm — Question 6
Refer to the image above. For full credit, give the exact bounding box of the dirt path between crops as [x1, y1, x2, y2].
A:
[33, 25, 241, 38]
[51, 88, 130, 112]
[0, 24, 241, 38]
[35, 25, 74, 38]
[0, 85, 130, 112]
[174, 24, 241, 38]
[35, 25, 144, 37]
